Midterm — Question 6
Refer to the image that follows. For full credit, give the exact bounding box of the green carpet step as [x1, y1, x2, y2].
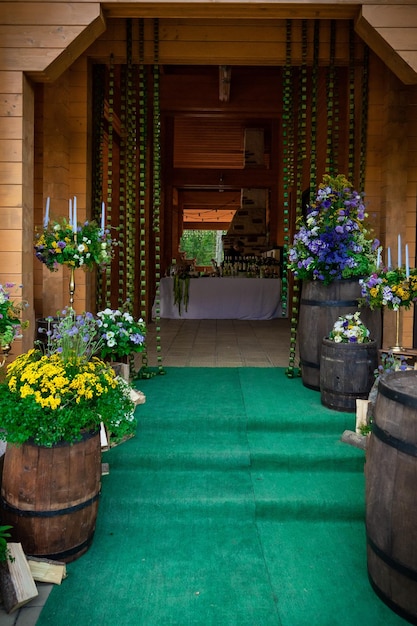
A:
[138, 412, 357, 436]
[248, 430, 365, 472]
[255, 519, 407, 626]
[252, 469, 364, 520]
[102, 467, 365, 521]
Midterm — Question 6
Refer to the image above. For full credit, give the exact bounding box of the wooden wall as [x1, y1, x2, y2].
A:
[1, 3, 417, 351]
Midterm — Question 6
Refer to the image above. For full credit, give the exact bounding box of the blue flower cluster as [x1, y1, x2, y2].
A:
[288, 174, 379, 285]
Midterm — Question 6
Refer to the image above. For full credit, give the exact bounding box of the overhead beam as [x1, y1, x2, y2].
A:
[103, 3, 360, 20]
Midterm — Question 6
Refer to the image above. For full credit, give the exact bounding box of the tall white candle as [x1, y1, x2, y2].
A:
[43, 197, 50, 229]
[406, 244, 410, 279]
[388, 247, 391, 269]
[73, 196, 77, 234]
[69, 198, 72, 228]
[377, 247, 381, 269]
[398, 234, 402, 268]
[101, 202, 105, 234]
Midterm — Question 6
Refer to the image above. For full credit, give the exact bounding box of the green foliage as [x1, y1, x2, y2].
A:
[0, 350, 136, 447]
[0, 525, 13, 563]
[180, 230, 223, 266]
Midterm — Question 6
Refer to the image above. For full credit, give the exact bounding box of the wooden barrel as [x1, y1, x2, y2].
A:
[366, 370, 417, 623]
[298, 280, 381, 390]
[0, 430, 101, 563]
[320, 339, 377, 412]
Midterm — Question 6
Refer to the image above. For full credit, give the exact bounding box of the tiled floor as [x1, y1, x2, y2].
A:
[142, 317, 293, 368]
[1, 317, 292, 625]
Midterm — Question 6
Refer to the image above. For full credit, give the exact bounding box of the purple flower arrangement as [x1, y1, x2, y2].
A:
[288, 174, 379, 285]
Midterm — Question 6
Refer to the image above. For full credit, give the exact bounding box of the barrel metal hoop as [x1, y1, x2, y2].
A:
[372, 421, 417, 458]
[321, 386, 365, 398]
[299, 358, 319, 369]
[367, 531, 417, 582]
[300, 298, 359, 307]
[29, 534, 95, 562]
[367, 572, 417, 626]
[0, 491, 100, 518]
[379, 378, 417, 409]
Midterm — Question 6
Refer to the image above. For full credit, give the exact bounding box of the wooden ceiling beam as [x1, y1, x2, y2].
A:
[103, 3, 360, 20]
[170, 168, 277, 188]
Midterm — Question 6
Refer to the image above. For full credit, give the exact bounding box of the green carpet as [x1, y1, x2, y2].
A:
[37, 368, 407, 625]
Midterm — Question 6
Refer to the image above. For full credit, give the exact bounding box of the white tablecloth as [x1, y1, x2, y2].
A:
[154, 277, 282, 320]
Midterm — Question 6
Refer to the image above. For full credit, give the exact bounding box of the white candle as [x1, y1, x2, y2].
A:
[73, 196, 77, 234]
[398, 234, 402, 268]
[69, 198, 72, 228]
[101, 202, 105, 234]
[406, 244, 410, 279]
[43, 197, 50, 229]
[388, 247, 391, 269]
[377, 248, 381, 269]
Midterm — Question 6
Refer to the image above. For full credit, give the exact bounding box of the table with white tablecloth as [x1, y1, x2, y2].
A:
[153, 277, 282, 320]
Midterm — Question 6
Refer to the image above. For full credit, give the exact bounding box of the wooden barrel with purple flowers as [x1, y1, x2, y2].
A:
[298, 279, 381, 390]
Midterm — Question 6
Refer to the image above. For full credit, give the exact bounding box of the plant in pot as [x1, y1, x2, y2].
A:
[0, 283, 28, 363]
[96, 306, 147, 380]
[287, 173, 381, 389]
[320, 311, 378, 412]
[0, 308, 137, 563]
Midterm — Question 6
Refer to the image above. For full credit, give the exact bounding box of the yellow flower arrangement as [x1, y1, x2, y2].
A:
[0, 310, 137, 447]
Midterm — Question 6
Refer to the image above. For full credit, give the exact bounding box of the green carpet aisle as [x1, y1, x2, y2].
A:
[36, 368, 407, 626]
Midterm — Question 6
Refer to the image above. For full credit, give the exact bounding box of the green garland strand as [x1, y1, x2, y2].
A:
[125, 19, 137, 314]
[283, 19, 300, 378]
[325, 21, 336, 175]
[92, 66, 106, 311]
[119, 63, 127, 306]
[105, 54, 115, 308]
[309, 20, 319, 201]
[287, 20, 308, 378]
[138, 18, 165, 378]
[138, 18, 147, 323]
[347, 21, 356, 183]
[359, 44, 369, 191]
[125, 19, 138, 378]
[152, 18, 165, 375]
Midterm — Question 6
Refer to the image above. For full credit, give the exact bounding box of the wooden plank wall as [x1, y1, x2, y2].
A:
[1, 3, 417, 350]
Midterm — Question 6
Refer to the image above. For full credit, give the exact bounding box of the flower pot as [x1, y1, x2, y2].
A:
[298, 280, 381, 390]
[320, 338, 378, 412]
[0, 430, 101, 563]
[366, 371, 417, 623]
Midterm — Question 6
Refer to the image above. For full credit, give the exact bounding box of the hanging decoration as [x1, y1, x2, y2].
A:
[92, 65, 106, 311]
[285, 19, 369, 378]
[347, 22, 356, 183]
[104, 54, 115, 307]
[137, 18, 165, 378]
[152, 18, 165, 376]
[136, 18, 152, 377]
[283, 19, 299, 378]
[359, 45, 370, 192]
[325, 21, 337, 174]
[124, 19, 137, 312]
[309, 20, 319, 201]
